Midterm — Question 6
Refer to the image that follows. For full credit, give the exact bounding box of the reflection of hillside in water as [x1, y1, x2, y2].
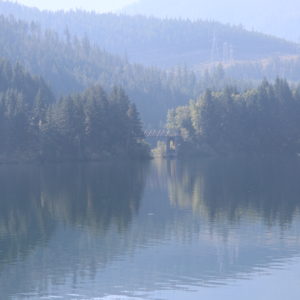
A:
[0, 159, 300, 299]
[0, 162, 148, 299]
[41, 163, 147, 230]
[135, 158, 300, 288]
[166, 157, 300, 225]
[0, 166, 54, 268]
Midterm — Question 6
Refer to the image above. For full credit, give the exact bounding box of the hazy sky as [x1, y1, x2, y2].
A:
[10, 0, 138, 12]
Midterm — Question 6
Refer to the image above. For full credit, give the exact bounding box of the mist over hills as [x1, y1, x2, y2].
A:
[123, 0, 300, 42]
[1, 1, 300, 129]
[0, 1, 299, 68]
[0, 14, 212, 126]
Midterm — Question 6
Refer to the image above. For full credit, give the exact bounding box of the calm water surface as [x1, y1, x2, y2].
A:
[0, 158, 300, 299]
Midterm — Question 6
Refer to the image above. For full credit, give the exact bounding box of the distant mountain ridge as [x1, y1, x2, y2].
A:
[0, 1, 299, 68]
[123, 0, 300, 42]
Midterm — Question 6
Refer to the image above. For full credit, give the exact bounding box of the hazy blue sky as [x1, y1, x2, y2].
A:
[10, 0, 138, 12]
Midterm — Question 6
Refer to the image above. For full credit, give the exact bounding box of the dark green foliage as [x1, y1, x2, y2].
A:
[41, 85, 149, 161]
[168, 79, 300, 155]
[0, 60, 149, 162]
[0, 59, 54, 160]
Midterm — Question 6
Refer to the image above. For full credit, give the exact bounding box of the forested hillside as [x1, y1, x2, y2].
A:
[0, 1, 298, 67]
[0, 15, 255, 125]
[216, 56, 300, 82]
[168, 79, 300, 156]
[0, 59, 149, 162]
[123, 0, 300, 42]
[0, 15, 196, 125]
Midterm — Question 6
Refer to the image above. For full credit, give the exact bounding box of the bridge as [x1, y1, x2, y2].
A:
[144, 129, 180, 157]
[144, 129, 179, 138]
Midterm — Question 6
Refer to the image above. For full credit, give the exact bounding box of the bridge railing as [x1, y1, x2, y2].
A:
[144, 129, 179, 138]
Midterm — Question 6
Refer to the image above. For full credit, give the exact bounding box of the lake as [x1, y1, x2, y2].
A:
[0, 157, 300, 299]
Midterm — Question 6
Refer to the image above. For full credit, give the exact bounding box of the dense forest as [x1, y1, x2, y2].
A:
[1, 3, 300, 160]
[0, 15, 197, 125]
[215, 56, 300, 82]
[0, 59, 149, 162]
[167, 79, 300, 156]
[0, 15, 255, 126]
[0, 1, 298, 67]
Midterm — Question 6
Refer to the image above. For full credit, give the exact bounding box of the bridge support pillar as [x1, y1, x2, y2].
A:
[166, 136, 177, 157]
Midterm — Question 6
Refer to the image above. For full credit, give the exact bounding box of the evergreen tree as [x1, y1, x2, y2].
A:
[0, 60, 149, 162]
[168, 80, 300, 156]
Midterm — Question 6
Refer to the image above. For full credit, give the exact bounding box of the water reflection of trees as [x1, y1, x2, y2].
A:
[1, 159, 300, 299]
[0, 162, 148, 266]
[41, 162, 148, 231]
[167, 157, 300, 225]
[0, 166, 54, 267]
